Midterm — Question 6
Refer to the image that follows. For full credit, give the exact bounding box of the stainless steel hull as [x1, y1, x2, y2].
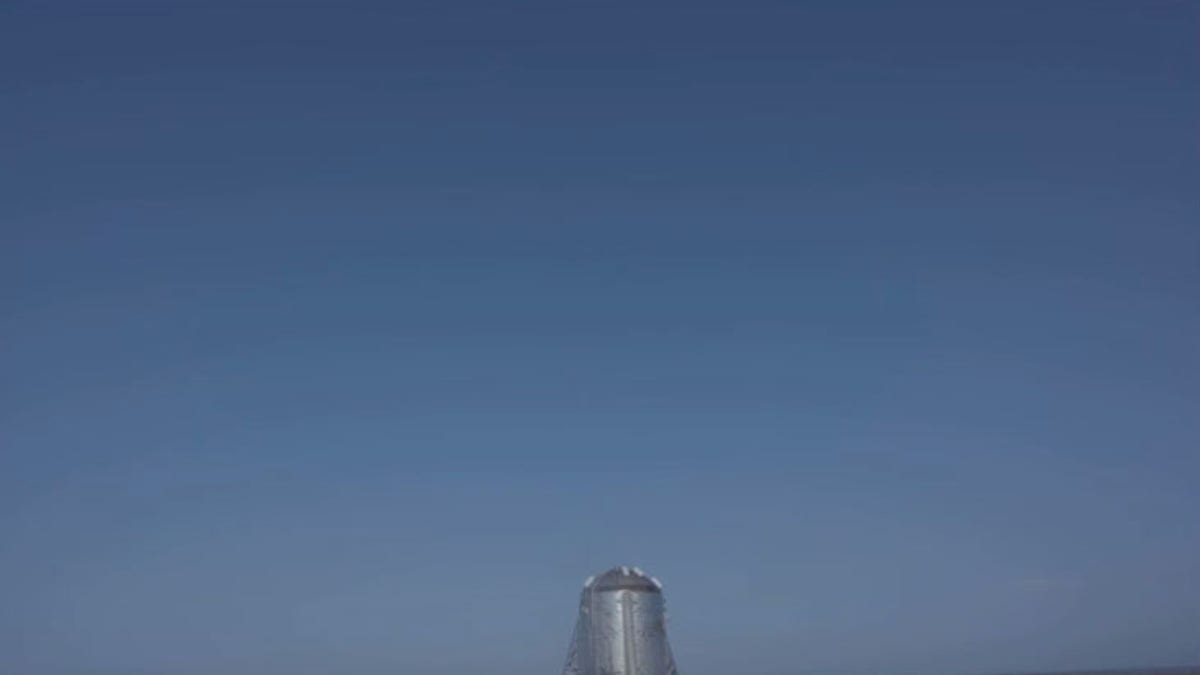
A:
[563, 567, 679, 675]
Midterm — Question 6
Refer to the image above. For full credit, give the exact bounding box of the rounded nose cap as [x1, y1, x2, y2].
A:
[587, 566, 662, 592]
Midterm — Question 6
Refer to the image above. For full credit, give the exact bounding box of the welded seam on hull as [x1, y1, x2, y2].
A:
[622, 590, 637, 675]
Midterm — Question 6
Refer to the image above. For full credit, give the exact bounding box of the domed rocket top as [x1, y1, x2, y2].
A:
[565, 566, 678, 675]
[584, 566, 663, 593]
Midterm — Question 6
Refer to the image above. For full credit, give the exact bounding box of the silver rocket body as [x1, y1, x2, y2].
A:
[563, 567, 678, 675]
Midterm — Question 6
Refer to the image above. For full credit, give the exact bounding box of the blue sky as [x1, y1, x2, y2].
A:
[2, 2, 1198, 675]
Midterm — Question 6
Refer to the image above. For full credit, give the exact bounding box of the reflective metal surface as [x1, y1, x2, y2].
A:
[563, 567, 679, 675]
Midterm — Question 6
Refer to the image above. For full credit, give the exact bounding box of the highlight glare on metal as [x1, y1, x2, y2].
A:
[562, 566, 679, 675]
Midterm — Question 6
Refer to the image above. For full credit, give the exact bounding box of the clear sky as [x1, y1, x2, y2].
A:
[2, 2, 1198, 675]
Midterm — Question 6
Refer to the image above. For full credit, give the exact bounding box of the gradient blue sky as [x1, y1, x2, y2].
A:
[2, 2, 1198, 675]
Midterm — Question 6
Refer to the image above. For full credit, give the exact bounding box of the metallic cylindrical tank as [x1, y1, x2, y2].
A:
[562, 566, 678, 675]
